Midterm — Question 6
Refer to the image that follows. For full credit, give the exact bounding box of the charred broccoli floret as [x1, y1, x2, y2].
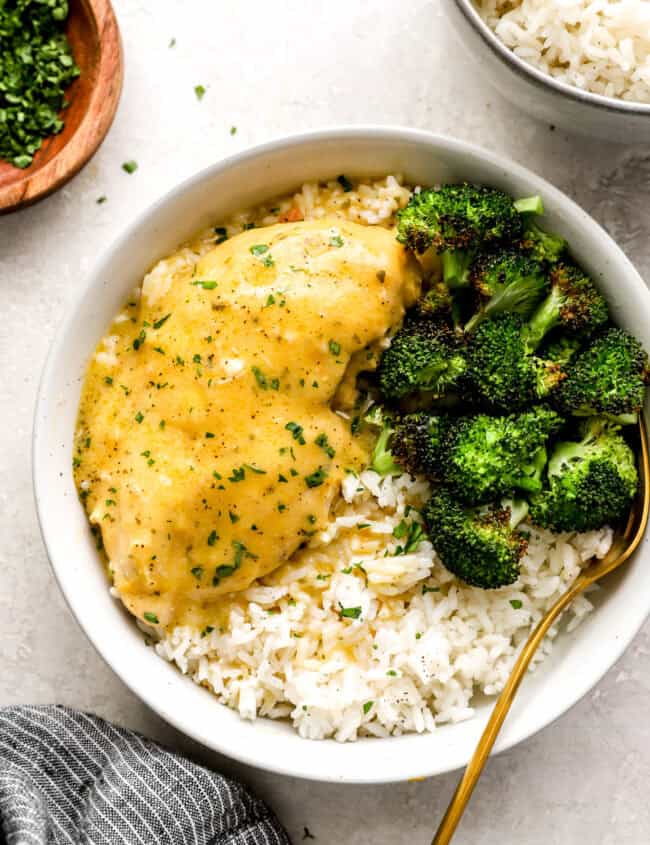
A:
[423, 491, 528, 588]
[377, 317, 467, 402]
[555, 328, 650, 424]
[526, 262, 609, 350]
[391, 412, 449, 478]
[540, 335, 583, 368]
[396, 184, 530, 289]
[521, 219, 568, 265]
[414, 280, 454, 320]
[467, 313, 566, 411]
[391, 407, 563, 504]
[529, 418, 638, 532]
[440, 407, 563, 504]
[464, 248, 549, 332]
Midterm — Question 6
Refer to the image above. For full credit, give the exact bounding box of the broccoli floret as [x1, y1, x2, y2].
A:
[464, 248, 549, 332]
[391, 412, 450, 478]
[529, 418, 638, 532]
[439, 407, 564, 504]
[414, 281, 454, 320]
[540, 335, 583, 368]
[396, 184, 528, 290]
[467, 313, 566, 411]
[555, 328, 650, 423]
[365, 407, 402, 476]
[377, 317, 467, 402]
[526, 262, 608, 351]
[423, 490, 528, 588]
[521, 219, 568, 265]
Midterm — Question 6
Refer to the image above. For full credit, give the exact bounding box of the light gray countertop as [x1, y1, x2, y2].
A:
[2, 2, 649, 842]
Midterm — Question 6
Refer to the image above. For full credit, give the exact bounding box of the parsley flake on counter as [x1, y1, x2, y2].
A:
[143, 612, 159, 624]
[230, 126, 237, 135]
[122, 160, 138, 174]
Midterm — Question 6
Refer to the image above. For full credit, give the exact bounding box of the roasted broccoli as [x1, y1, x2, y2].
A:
[464, 248, 549, 332]
[530, 418, 638, 532]
[396, 184, 530, 289]
[521, 219, 568, 265]
[467, 313, 566, 410]
[377, 316, 468, 402]
[554, 328, 650, 423]
[414, 280, 454, 321]
[525, 262, 609, 351]
[391, 412, 449, 479]
[366, 407, 402, 476]
[423, 491, 528, 588]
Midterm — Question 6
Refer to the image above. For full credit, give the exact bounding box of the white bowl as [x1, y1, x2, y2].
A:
[444, 0, 650, 144]
[34, 127, 650, 783]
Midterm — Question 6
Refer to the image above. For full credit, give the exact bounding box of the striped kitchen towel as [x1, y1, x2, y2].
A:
[0, 705, 290, 844]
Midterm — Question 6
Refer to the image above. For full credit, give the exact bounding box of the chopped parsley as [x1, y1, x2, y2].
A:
[337, 174, 353, 192]
[143, 612, 159, 624]
[132, 328, 146, 350]
[194, 84, 206, 101]
[252, 366, 279, 391]
[153, 313, 171, 330]
[328, 339, 341, 356]
[285, 421, 306, 444]
[510, 599, 523, 610]
[244, 463, 266, 474]
[250, 243, 269, 256]
[228, 510, 240, 524]
[339, 604, 362, 620]
[422, 584, 440, 595]
[228, 466, 246, 482]
[230, 126, 237, 135]
[134, 411, 144, 424]
[329, 234, 344, 248]
[305, 467, 327, 488]
[191, 279, 218, 290]
[315, 433, 335, 458]
[207, 530, 219, 546]
[104, 376, 113, 386]
[392, 520, 425, 555]
[191, 566, 204, 579]
[205, 432, 215, 438]
[363, 701, 373, 715]
[122, 160, 138, 174]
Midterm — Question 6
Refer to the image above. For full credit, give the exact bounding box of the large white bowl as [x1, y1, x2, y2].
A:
[444, 0, 650, 144]
[34, 127, 650, 783]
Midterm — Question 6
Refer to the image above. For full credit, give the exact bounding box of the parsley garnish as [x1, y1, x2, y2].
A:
[252, 366, 279, 391]
[315, 433, 335, 458]
[328, 339, 341, 356]
[244, 463, 266, 474]
[339, 604, 362, 620]
[191, 566, 204, 579]
[285, 421, 306, 444]
[228, 466, 246, 482]
[194, 84, 206, 101]
[305, 468, 327, 488]
[207, 530, 219, 546]
[191, 280, 218, 290]
[510, 599, 523, 610]
[363, 701, 373, 715]
[153, 313, 171, 330]
[329, 234, 344, 248]
[143, 612, 159, 624]
[337, 174, 353, 192]
[122, 160, 138, 174]
[134, 411, 144, 424]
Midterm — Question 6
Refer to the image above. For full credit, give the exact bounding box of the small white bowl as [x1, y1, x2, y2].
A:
[444, 0, 650, 144]
[34, 127, 650, 783]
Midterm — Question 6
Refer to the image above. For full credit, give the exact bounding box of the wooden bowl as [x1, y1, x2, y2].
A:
[0, 0, 123, 214]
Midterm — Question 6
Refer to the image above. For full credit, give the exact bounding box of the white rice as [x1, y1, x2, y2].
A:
[136, 175, 613, 742]
[476, 0, 650, 104]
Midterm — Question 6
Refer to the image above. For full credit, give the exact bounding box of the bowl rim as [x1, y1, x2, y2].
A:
[453, 0, 650, 116]
[33, 125, 650, 783]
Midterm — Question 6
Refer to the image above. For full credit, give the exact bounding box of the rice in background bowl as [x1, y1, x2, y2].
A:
[34, 128, 650, 782]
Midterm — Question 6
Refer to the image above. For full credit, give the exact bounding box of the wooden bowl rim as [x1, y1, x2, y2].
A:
[0, 0, 123, 214]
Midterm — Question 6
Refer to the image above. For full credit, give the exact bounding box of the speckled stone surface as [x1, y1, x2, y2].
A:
[2, 2, 650, 842]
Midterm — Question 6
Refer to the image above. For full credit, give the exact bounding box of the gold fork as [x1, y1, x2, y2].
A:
[433, 418, 649, 845]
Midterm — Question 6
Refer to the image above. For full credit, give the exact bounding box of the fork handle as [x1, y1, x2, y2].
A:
[431, 575, 587, 845]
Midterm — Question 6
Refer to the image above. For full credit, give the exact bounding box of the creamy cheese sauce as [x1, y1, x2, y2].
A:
[74, 219, 421, 628]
